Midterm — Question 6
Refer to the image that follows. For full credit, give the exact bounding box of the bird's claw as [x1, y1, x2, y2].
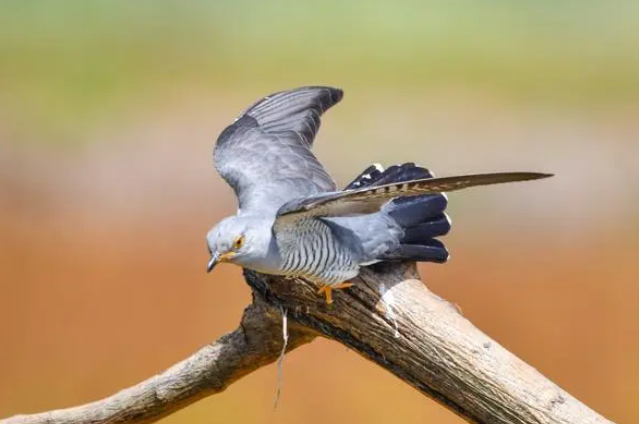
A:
[317, 282, 354, 305]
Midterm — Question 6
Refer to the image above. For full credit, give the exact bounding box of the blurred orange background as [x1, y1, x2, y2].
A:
[1, 2, 638, 423]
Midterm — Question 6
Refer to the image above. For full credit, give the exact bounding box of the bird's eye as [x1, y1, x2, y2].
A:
[233, 236, 244, 250]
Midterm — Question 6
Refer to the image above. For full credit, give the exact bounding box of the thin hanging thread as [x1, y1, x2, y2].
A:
[273, 306, 289, 409]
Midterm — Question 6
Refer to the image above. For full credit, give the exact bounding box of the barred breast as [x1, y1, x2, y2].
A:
[276, 218, 359, 285]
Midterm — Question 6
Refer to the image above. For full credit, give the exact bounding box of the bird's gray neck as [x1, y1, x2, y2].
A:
[237, 214, 283, 274]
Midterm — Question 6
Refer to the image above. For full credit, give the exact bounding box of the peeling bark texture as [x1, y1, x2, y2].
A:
[2, 264, 615, 424]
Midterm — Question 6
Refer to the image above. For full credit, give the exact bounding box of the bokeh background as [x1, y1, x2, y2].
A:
[1, 1, 638, 423]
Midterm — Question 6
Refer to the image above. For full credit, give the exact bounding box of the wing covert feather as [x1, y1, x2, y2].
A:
[213, 86, 342, 213]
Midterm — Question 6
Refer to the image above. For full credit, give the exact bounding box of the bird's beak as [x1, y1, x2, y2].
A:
[206, 251, 236, 273]
[206, 252, 219, 273]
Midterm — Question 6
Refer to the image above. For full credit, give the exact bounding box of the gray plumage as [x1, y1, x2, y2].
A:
[206, 86, 552, 295]
[213, 87, 339, 213]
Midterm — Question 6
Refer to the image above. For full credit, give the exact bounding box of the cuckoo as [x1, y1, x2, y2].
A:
[205, 86, 551, 304]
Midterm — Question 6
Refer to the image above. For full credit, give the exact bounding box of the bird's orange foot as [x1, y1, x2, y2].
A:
[317, 282, 354, 305]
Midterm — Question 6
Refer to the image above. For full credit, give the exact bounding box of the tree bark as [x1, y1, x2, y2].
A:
[1, 297, 314, 424]
[1, 263, 615, 424]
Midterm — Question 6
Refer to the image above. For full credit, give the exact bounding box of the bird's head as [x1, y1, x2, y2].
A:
[205, 215, 271, 272]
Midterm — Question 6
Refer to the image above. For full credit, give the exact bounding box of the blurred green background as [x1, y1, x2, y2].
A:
[1, 1, 638, 423]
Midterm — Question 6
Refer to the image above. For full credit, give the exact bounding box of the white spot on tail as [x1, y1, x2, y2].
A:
[359, 163, 384, 182]
[443, 212, 452, 262]
[444, 211, 452, 227]
[379, 283, 400, 338]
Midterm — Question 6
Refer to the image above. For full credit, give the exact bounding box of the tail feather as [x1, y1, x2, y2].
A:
[401, 214, 451, 243]
[376, 164, 434, 185]
[346, 162, 451, 264]
[343, 164, 385, 190]
[386, 194, 448, 227]
[385, 239, 449, 264]
[343, 162, 434, 190]
[381, 194, 451, 263]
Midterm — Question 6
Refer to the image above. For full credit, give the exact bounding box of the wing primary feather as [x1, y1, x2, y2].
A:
[354, 172, 553, 199]
[277, 172, 553, 218]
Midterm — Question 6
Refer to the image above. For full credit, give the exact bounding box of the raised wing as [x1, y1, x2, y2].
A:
[277, 172, 553, 219]
[213, 86, 342, 213]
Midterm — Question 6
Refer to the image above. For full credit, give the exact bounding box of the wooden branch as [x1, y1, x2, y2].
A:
[244, 263, 615, 424]
[1, 297, 314, 424]
[2, 264, 615, 424]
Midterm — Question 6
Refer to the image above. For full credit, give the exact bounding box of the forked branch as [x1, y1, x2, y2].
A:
[1, 264, 615, 424]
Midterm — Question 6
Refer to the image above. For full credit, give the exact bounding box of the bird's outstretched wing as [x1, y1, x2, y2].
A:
[213, 86, 342, 213]
[276, 172, 553, 219]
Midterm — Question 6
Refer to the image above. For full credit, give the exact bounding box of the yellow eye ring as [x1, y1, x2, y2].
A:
[233, 236, 244, 250]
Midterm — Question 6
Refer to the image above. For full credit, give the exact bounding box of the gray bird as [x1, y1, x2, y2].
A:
[206, 86, 551, 304]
